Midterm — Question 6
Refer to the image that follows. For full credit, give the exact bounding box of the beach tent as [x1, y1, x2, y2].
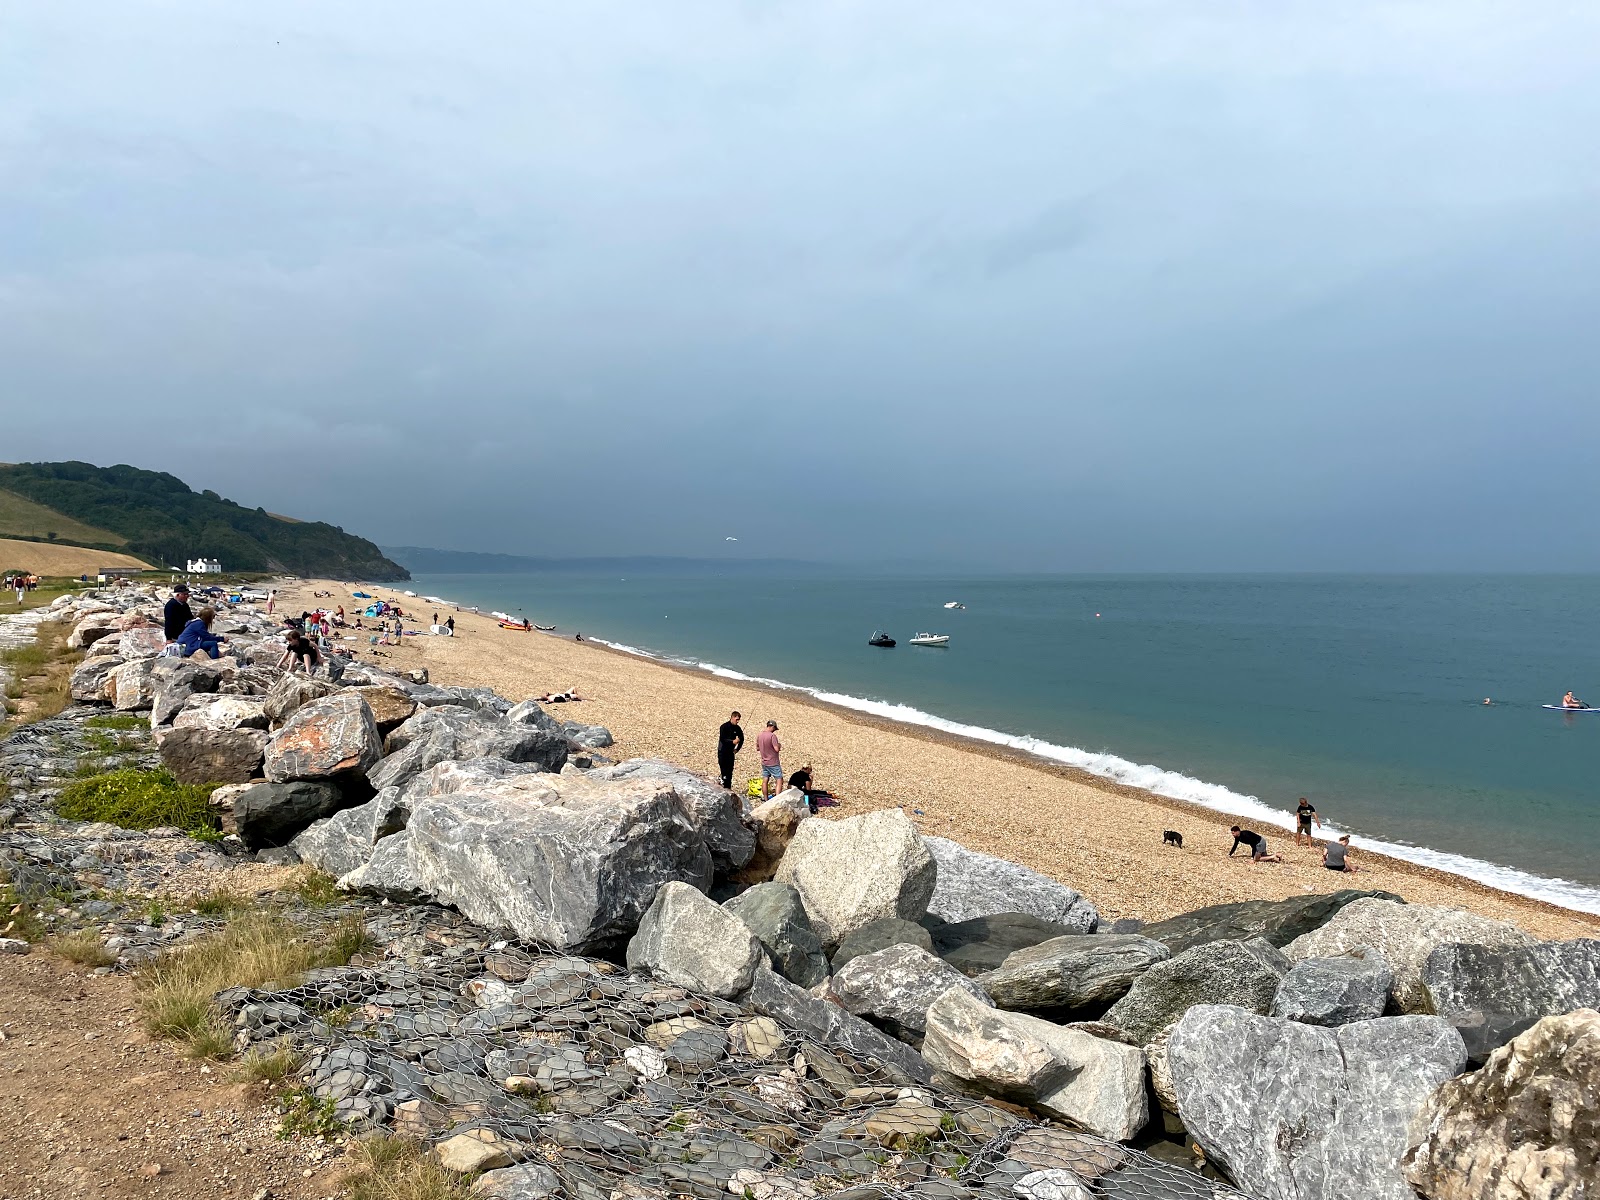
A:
[364, 604, 384, 618]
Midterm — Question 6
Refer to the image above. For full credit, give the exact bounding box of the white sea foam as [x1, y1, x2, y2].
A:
[590, 636, 1600, 916]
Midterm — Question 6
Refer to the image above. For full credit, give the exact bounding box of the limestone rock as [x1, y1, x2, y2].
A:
[927, 912, 1094, 977]
[350, 685, 417, 731]
[1285, 898, 1535, 1013]
[981, 934, 1170, 1012]
[1140, 889, 1403, 953]
[627, 881, 764, 998]
[587, 759, 755, 872]
[472, 1162, 561, 1200]
[922, 987, 1147, 1140]
[729, 790, 809, 885]
[1420, 938, 1600, 1029]
[289, 786, 410, 877]
[232, 781, 346, 848]
[118, 626, 168, 658]
[407, 773, 712, 953]
[737, 963, 933, 1085]
[148, 660, 221, 725]
[369, 706, 567, 791]
[158, 727, 268, 785]
[924, 836, 1098, 930]
[1272, 951, 1393, 1026]
[1169, 1004, 1466, 1200]
[66, 615, 118, 650]
[110, 659, 159, 711]
[262, 674, 338, 726]
[832, 943, 991, 1039]
[338, 832, 426, 902]
[562, 720, 613, 749]
[172, 694, 268, 732]
[505, 698, 563, 733]
[1102, 937, 1290, 1045]
[773, 808, 936, 948]
[832, 917, 934, 972]
[1401, 1008, 1599, 1200]
[436, 1129, 515, 1173]
[70, 655, 123, 702]
[723, 882, 829, 988]
[264, 692, 381, 783]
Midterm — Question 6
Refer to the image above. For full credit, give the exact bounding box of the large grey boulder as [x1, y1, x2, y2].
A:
[1285, 899, 1535, 1013]
[264, 692, 382, 784]
[1401, 1008, 1599, 1200]
[262, 673, 339, 726]
[338, 831, 427, 902]
[626, 881, 763, 998]
[505, 698, 563, 733]
[738, 963, 933, 1085]
[172, 694, 269, 732]
[368, 706, 567, 791]
[1102, 937, 1290, 1045]
[232, 780, 346, 849]
[148, 659, 221, 726]
[927, 912, 1093, 977]
[70, 655, 123, 702]
[923, 836, 1098, 930]
[722, 882, 829, 988]
[1272, 952, 1393, 1026]
[158, 727, 268, 785]
[1420, 938, 1600, 1028]
[728, 789, 809, 885]
[1169, 1005, 1466, 1200]
[980, 934, 1170, 1012]
[831, 917, 934, 972]
[109, 659, 159, 711]
[289, 786, 412, 877]
[1139, 889, 1403, 953]
[349, 685, 417, 732]
[922, 987, 1147, 1140]
[586, 759, 754, 872]
[562, 720, 613, 749]
[406, 773, 712, 953]
[773, 808, 936, 948]
[832, 943, 991, 1040]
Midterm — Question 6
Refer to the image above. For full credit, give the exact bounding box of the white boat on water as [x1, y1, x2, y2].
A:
[943, 601, 966, 609]
[909, 632, 950, 646]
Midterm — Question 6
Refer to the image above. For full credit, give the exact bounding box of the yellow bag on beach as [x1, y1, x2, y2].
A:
[745, 778, 764, 799]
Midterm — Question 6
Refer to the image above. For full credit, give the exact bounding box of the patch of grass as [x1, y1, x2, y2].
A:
[183, 888, 251, 917]
[341, 1135, 477, 1200]
[136, 910, 372, 1060]
[55, 768, 220, 837]
[0, 876, 48, 942]
[235, 1042, 304, 1085]
[85, 713, 145, 731]
[328, 914, 377, 962]
[289, 868, 343, 907]
[0, 619, 81, 730]
[50, 928, 117, 967]
[276, 1087, 344, 1139]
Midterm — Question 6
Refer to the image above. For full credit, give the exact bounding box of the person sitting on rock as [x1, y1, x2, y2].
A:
[174, 607, 226, 660]
[163, 583, 193, 641]
[277, 627, 323, 675]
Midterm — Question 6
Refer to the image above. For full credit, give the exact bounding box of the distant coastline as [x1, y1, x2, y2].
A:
[383, 545, 814, 575]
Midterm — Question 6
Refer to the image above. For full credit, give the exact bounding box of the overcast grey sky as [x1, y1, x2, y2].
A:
[4, 2, 1599, 570]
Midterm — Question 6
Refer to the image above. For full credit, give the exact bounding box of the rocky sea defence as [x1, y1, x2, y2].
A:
[1, 584, 1596, 1200]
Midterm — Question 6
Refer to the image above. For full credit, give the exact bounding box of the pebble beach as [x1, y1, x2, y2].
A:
[277, 579, 1600, 940]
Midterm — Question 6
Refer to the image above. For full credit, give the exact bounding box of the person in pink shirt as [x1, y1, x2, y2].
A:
[755, 720, 783, 799]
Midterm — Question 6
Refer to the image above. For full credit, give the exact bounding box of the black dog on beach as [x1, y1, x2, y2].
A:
[1162, 830, 1184, 849]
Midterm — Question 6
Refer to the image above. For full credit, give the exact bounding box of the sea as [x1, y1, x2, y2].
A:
[400, 570, 1600, 916]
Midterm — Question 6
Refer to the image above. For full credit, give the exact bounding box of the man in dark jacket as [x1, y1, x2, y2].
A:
[716, 711, 744, 790]
[163, 584, 193, 641]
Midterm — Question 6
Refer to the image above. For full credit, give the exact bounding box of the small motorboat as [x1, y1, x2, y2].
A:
[909, 633, 950, 646]
[868, 631, 896, 647]
[943, 601, 966, 609]
[499, 620, 534, 632]
[533, 624, 556, 632]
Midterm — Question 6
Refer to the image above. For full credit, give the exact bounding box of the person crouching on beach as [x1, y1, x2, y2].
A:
[1322, 834, 1360, 873]
[277, 627, 322, 675]
[175, 607, 226, 660]
[1229, 825, 1282, 863]
[756, 720, 783, 800]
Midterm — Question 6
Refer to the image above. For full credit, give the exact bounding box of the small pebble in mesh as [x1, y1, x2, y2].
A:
[219, 905, 1246, 1200]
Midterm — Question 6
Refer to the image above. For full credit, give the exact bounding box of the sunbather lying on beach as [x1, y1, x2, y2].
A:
[538, 689, 583, 703]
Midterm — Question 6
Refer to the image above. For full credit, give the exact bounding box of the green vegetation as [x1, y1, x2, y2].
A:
[0, 618, 81, 732]
[235, 1042, 304, 1085]
[0, 873, 48, 942]
[0, 461, 407, 580]
[50, 929, 118, 967]
[137, 910, 375, 1059]
[341, 1135, 477, 1200]
[0, 487, 128, 546]
[85, 713, 145, 731]
[55, 768, 220, 837]
[290, 868, 343, 907]
[276, 1087, 345, 1138]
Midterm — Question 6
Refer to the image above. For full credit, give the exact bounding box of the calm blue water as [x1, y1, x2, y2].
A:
[403, 571, 1600, 912]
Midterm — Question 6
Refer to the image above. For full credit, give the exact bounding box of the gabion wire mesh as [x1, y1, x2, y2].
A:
[218, 906, 1245, 1200]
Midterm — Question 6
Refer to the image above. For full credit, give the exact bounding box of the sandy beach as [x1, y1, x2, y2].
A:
[274, 579, 1599, 941]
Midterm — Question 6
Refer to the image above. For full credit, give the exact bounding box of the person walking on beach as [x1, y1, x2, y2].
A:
[1294, 798, 1322, 847]
[1322, 834, 1360, 873]
[756, 720, 783, 800]
[716, 711, 744, 790]
[266, 589, 276, 616]
[1228, 825, 1282, 863]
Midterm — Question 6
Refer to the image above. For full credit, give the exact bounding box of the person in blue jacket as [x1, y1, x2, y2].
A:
[175, 606, 227, 659]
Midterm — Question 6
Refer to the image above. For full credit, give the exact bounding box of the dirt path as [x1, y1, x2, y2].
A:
[0, 952, 341, 1200]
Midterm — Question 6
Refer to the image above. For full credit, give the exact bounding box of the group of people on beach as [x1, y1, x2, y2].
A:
[714, 710, 836, 813]
[1228, 795, 1360, 872]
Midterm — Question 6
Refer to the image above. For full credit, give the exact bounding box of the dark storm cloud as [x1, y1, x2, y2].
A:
[2, 2, 1599, 569]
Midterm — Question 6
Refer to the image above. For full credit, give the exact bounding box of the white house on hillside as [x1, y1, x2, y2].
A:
[186, 558, 222, 574]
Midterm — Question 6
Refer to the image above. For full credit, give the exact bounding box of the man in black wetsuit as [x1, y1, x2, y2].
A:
[1229, 825, 1283, 863]
[716, 711, 744, 790]
[162, 584, 193, 642]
